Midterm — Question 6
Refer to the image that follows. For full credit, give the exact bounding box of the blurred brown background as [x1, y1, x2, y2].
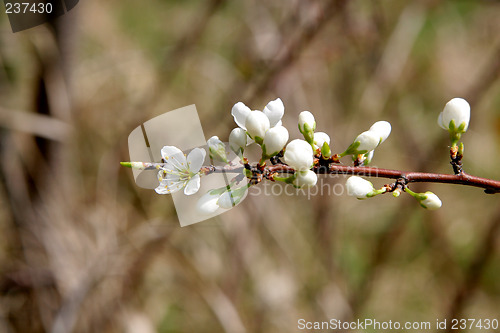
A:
[1, 0, 500, 332]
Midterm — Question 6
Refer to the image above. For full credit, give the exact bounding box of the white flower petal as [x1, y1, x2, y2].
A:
[184, 174, 201, 195]
[155, 180, 184, 194]
[231, 102, 251, 130]
[263, 125, 289, 156]
[245, 111, 270, 140]
[187, 148, 206, 172]
[263, 98, 285, 127]
[437, 112, 447, 130]
[161, 146, 187, 170]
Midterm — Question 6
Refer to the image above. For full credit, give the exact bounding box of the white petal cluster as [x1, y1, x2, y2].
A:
[419, 191, 442, 210]
[438, 98, 470, 133]
[346, 176, 375, 199]
[231, 98, 285, 143]
[284, 139, 314, 171]
[263, 126, 289, 157]
[156, 146, 206, 195]
[245, 111, 270, 141]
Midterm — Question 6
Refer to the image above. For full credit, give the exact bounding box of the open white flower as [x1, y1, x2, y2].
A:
[155, 146, 206, 195]
[231, 98, 284, 131]
[263, 125, 289, 157]
[438, 98, 470, 133]
[419, 191, 442, 210]
[346, 176, 375, 199]
[292, 170, 318, 188]
[369, 121, 391, 144]
[284, 139, 314, 171]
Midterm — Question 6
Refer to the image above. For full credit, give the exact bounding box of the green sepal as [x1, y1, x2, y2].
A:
[321, 142, 331, 158]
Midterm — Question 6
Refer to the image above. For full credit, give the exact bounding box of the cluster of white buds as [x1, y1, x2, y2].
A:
[121, 96, 481, 216]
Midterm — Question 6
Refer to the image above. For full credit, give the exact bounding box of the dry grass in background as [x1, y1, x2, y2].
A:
[1, 0, 500, 332]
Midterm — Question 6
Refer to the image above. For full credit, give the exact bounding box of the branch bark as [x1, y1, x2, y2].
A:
[132, 162, 500, 194]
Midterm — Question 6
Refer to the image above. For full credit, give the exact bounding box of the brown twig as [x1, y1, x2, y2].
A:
[131, 162, 500, 193]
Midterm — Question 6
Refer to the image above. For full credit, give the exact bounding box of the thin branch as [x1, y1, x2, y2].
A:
[123, 161, 500, 193]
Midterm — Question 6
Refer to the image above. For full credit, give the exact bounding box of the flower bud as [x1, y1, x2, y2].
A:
[354, 131, 380, 153]
[245, 111, 270, 144]
[313, 132, 330, 150]
[369, 121, 391, 144]
[263, 98, 284, 127]
[284, 139, 314, 171]
[298, 111, 316, 144]
[346, 176, 375, 199]
[438, 98, 470, 133]
[263, 125, 289, 157]
[207, 136, 228, 163]
[196, 192, 223, 215]
[217, 186, 248, 209]
[292, 170, 318, 188]
[229, 128, 247, 156]
[418, 191, 442, 210]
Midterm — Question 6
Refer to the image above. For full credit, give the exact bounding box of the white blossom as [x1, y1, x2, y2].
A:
[284, 139, 314, 171]
[155, 146, 206, 195]
[438, 98, 470, 133]
[419, 191, 442, 210]
[231, 99, 284, 136]
[229, 128, 247, 155]
[292, 170, 318, 188]
[346, 176, 375, 199]
[369, 121, 391, 144]
[263, 125, 289, 157]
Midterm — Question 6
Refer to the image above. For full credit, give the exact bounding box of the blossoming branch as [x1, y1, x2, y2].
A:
[121, 97, 500, 213]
